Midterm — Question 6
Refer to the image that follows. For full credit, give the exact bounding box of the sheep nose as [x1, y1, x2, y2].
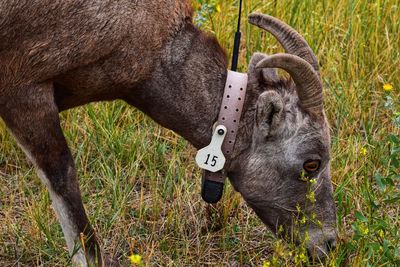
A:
[325, 237, 337, 252]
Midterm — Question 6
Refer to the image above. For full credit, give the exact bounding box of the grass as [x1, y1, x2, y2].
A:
[1, 0, 399, 266]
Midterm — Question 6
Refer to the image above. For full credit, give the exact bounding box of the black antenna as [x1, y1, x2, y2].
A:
[231, 0, 243, 71]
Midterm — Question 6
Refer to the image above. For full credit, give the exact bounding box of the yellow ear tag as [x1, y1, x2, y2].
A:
[195, 125, 227, 172]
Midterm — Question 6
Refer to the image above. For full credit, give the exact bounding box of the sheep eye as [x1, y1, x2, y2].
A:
[303, 160, 320, 173]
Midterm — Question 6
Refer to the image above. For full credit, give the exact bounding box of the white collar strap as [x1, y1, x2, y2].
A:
[195, 70, 248, 203]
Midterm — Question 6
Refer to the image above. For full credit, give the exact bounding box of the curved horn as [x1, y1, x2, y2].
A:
[249, 13, 319, 73]
[256, 54, 323, 112]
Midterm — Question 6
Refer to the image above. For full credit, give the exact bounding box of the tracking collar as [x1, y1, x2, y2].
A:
[195, 70, 248, 203]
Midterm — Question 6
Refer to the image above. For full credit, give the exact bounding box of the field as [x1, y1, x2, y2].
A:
[1, 0, 399, 266]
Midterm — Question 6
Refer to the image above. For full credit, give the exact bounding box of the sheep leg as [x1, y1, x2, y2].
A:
[0, 82, 103, 266]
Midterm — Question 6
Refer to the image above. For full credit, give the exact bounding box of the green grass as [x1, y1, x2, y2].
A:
[1, 0, 399, 266]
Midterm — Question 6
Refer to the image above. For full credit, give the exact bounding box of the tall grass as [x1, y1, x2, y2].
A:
[1, 0, 399, 266]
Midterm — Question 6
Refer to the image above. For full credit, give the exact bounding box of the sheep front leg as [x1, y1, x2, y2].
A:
[0, 82, 104, 266]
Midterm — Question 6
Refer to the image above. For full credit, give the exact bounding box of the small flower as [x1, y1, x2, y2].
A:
[359, 224, 369, 235]
[309, 178, 317, 185]
[129, 254, 142, 265]
[296, 252, 307, 263]
[274, 240, 285, 257]
[363, 227, 369, 235]
[379, 229, 384, 238]
[278, 224, 284, 233]
[262, 260, 271, 267]
[216, 4, 221, 13]
[300, 216, 307, 224]
[360, 147, 367, 156]
[306, 191, 316, 203]
[383, 83, 393, 91]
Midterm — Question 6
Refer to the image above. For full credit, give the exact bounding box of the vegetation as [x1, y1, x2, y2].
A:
[1, 0, 399, 266]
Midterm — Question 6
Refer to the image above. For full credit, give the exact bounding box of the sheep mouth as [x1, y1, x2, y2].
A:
[303, 227, 337, 262]
[247, 201, 337, 261]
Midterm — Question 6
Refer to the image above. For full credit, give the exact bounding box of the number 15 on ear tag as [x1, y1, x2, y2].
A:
[195, 125, 226, 172]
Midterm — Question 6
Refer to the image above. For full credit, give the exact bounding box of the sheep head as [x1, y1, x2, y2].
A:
[227, 14, 336, 261]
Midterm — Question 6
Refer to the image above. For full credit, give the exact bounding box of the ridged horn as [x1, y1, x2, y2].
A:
[256, 54, 323, 112]
[249, 13, 319, 73]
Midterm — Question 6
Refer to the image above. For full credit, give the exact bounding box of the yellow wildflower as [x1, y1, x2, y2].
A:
[274, 240, 285, 257]
[363, 227, 369, 235]
[262, 260, 271, 267]
[307, 191, 316, 203]
[300, 216, 307, 224]
[383, 83, 393, 91]
[216, 4, 221, 13]
[360, 147, 367, 156]
[298, 252, 307, 263]
[379, 229, 384, 238]
[309, 178, 317, 185]
[359, 224, 369, 235]
[129, 254, 142, 265]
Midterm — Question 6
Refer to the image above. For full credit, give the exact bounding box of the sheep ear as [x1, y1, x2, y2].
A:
[255, 90, 284, 137]
[248, 53, 279, 86]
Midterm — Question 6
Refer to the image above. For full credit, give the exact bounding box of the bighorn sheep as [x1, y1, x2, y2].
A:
[0, 0, 337, 265]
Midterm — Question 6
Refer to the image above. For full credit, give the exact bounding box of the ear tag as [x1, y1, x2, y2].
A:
[195, 125, 227, 172]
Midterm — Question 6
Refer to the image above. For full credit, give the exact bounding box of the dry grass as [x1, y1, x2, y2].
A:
[1, 0, 399, 266]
